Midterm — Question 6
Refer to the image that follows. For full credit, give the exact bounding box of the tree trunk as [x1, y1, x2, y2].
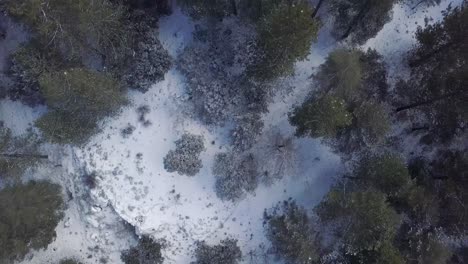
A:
[409, 42, 454, 68]
[340, 0, 371, 40]
[230, 0, 238, 16]
[395, 92, 460, 112]
[411, 126, 430, 132]
[0, 153, 49, 159]
[311, 0, 326, 19]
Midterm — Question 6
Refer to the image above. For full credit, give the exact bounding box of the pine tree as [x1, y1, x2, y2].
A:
[5, 0, 131, 62]
[0, 181, 65, 263]
[314, 49, 363, 102]
[354, 153, 412, 199]
[290, 95, 352, 138]
[316, 189, 401, 259]
[35, 68, 126, 144]
[395, 3, 468, 142]
[252, 1, 320, 79]
[292, 48, 390, 155]
[264, 200, 319, 264]
[329, 0, 398, 44]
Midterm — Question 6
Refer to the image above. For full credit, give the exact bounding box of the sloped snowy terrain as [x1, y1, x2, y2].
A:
[0, 0, 460, 263]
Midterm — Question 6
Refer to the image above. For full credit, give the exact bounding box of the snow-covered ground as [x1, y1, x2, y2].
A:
[74, 9, 342, 262]
[0, 0, 460, 263]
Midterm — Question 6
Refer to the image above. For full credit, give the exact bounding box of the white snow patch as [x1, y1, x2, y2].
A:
[0, 99, 45, 136]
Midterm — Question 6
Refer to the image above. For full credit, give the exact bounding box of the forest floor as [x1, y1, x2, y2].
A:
[0, 0, 460, 263]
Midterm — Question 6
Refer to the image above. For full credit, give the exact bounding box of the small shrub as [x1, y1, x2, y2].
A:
[192, 238, 242, 264]
[163, 133, 205, 176]
[59, 258, 83, 264]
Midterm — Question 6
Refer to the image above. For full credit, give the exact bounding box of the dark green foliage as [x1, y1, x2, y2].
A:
[179, 0, 234, 19]
[316, 189, 400, 254]
[314, 49, 363, 102]
[434, 151, 468, 233]
[374, 240, 405, 264]
[329, 0, 398, 44]
[252, 1, 320, 79]
[5, 0, 131, 62]
[264, 200, 319, 264]
[353, 102, 390, 143]
[395, 3, 468, 142]
[291, 48, 390, 155]
[0, 181, 65, 263]
[238, 0, 293, 21]
[7, 42, 66, 106]
[121, 235, 164, 264]
[35, 68, 126, 144]
[5, 0, 171, 97]
[192, 238, 242, 264]
[354, 153, 412, 198]
[290, 95, 352, 138]
[400, 185, 439, 225]
[179, 0, 291, 20]
[313, 48, 389, 103]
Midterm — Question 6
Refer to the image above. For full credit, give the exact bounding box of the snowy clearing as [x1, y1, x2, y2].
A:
[0, 0, 459, 263]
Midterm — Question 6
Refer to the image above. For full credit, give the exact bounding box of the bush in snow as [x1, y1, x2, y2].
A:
[0, 181, 64, 263]
[59, 258, 83, 264]
[231, 112, 264, 152]
[192, 238, 242, 264]
[213, 152, 259, 201]
[121, 235, 164, 264]
[163, 133, 205, 176]
[264, 200, 319, 264]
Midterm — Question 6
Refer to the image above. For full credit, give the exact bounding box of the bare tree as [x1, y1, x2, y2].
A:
[255, 129, 298, 184]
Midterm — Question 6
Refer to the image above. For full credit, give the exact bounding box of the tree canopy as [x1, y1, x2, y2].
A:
[0, 181, 65, 263]
[264, 200, 319, 264]
[316, 189, 401, 261]
[252, 1, 320, 79]
[35, 68, 126, 144]
[395, 2, 468, 143]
